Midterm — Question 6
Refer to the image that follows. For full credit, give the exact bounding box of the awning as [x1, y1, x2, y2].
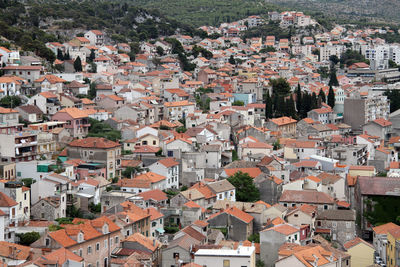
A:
[156, 228, 165, 234]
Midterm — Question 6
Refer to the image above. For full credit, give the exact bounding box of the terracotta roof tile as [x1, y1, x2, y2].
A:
[68, 137, 120, 149]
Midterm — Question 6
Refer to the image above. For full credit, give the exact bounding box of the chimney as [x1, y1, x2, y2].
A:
[226, 203, 229, 210]
[147, 209, 150, 214]
[189, 193, 192, 199]
[8, 246, 12, 257]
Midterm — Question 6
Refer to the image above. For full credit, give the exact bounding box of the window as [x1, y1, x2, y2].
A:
[324, 205, 328, 210]
[24, 193, 27, 200]
[332, 222, 337, 228]
[87, 246, 92, 254]
[346, 222, 352, 228]
[45, 238, 50, 246]
[79, 249, 82, 257]
[115, 236, 119, 244]
[223, 260, 230, 267]
[152, 222, 157, 227]
[173, 252, 179, 259]
[104, 240, 108, 249]
[96, 242, 100, 251]
[317, 221, 321, 227]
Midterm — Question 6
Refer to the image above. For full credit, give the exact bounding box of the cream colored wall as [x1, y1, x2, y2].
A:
[348, 243, 374, 267]
[348, 169, 375, 177]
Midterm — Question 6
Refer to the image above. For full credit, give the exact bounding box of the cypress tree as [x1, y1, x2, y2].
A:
[89, 49, 96, 62]
[319, 89, 326, 103]
[57, 49, 64, 60]
[302, 93, 311, 117]
[328, 68, 339, 86]
[328, 85, 336, 108]
[265, 92, 273, 119]
[286, 95, 296, 118]
[74, 56, 82, 72]
[296, 83, 302, 113]
[277, 96, 285, 117]
[311, 92, 318, 110]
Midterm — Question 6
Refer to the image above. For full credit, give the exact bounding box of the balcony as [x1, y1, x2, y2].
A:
[15, 141, 37, 148]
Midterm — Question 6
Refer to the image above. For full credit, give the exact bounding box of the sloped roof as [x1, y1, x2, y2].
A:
[279, 190, 334, 204]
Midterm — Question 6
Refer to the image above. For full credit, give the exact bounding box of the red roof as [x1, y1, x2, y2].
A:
[69, 137, 120, 149]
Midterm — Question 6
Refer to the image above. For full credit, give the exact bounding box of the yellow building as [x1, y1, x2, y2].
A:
[387, 228, 400, 267]
[348, 165, 376, 177]
[343, 237, 375, 267]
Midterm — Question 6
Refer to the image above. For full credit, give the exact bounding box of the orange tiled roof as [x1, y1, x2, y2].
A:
[224, 168, 262, 178]
[57, 107, 89, 119]
[69, 137, 120, 149]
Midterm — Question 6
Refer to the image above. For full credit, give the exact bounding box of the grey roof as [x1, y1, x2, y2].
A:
[279, 190, 334, 204]
[207, 179, 235, 193]
[212, 200, 266, 214]
[17, 105, 43, 115]
[316, 209, 356, 221]
[202, 144, 221, 152]
[166, 234, 200, 250]
[358, 176, 400, 196]
[224, 160, 258, 169]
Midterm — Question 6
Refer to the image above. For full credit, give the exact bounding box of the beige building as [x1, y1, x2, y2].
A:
[343, 237, 375, 267]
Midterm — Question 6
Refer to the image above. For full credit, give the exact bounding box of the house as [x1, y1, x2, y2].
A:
[266, 116, 297, 136]
[23, 247, 84, 266]
[279, 190, 335, 211]
[104, 201, 151, 237]
[1, 65, 43, 83]
[315, 209, 356, 245]
[207, 179, 236, 202]
[85, 30, 105, 46]
[0, 76, 24, 96]
[206, 206, 254, 241]
[164, 100, 195, 121]
[28, 92, 61, 115]
[52, 107, 90, 138]
[137, 189, 168, 208]
[118, 233, 162, 266]
[97, 94, 125, 111]
[285, 204, 317, 230]
[387, 227, 400, 267]
[31, 216, 121, 267]
[260, 223, 300, 267]
[238, 141, 273, 160]
[0, 192, 18, 242]
[0, 241, 32, 266]
[34, 74, 66, 92]
[372, 222, 400, 266]
[343, 237, 375, 267]
[31, 196, 64, 221]
[67, 137, 121, 179]
[66, 80, 89, 95]
[194, 245, 256, 267]
[16, 105, 43, 123]
[307, 106, 336, 124]
[118, 172, 166, 193]
[148, 157, 180, 189]
[354, 176, 400, 236]
[161, 234, 200, 267]
[363, 118, 393, 142]
[276, 244, 338, 267]
[145, 207, 164, 238]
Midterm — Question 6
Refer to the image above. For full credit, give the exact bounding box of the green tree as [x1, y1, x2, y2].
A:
[88, 82, 96, 99]
[232, 100, 244, 106]
[227, 171, 260, 202]
[229, 55, 236, 65]
[57, 48, 64, 60]
[271, 78, 291, 97]
[248, 233, 260, 243]
[389, 60, 398, 68]
[327, 85, 336, 108]
[256, 259, 265, 267]
[17, 232, 40, 246]
[88, 49, 95, 62]
[122, 166, 145, 178]
[384, 90, 400, 112]
[21, 178, 35, 188]
[74, 56, 82, 72]
[0, 96, 21, 108]
[296, 84, 302, 114]
[156, 46, 164, 56]
[318, 89, 326, 103]
[329, 55, 339, 65]
[328, 68, 339, 86]
[311, 92, 318, 109]
[265, 92, 273, 119]
[286, 95, 296, 118]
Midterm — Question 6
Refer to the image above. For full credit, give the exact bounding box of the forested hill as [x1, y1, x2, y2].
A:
[0, 0, 204, 62]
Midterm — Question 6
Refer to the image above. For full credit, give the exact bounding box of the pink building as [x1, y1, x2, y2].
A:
[52, 108, 90, 138]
